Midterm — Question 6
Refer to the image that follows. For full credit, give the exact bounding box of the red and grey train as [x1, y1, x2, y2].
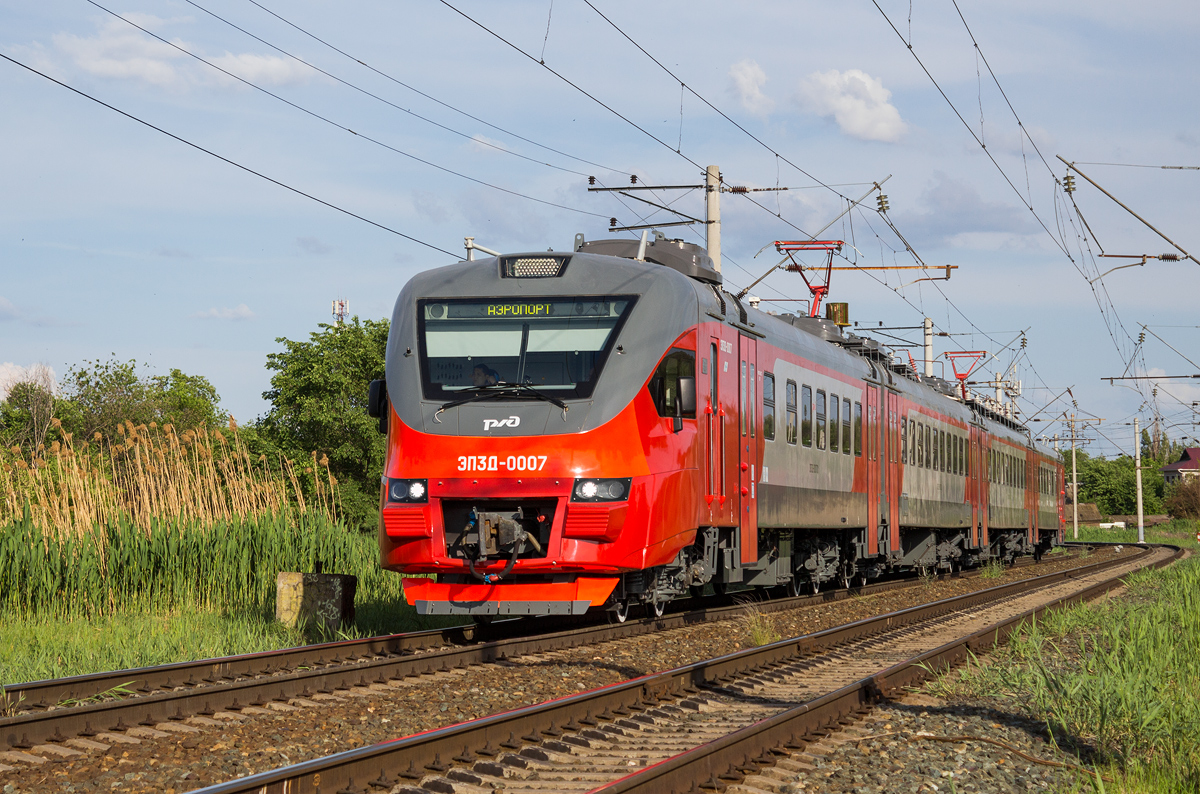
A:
[368, 235, 1065, 619]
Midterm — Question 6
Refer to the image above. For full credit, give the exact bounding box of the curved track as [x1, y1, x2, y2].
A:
[93, 544, 1177, 794]
[0, 552, 1070, 754]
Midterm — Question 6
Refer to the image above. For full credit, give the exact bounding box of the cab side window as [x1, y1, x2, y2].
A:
[647, 348, 696, 418]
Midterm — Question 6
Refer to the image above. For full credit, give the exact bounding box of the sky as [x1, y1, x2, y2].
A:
[3, 0, 1199, 457]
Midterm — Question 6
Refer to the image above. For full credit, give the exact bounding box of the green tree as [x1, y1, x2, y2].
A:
[0, 379, 55, 450]
[1065, 450, 1165, 516]
[258, 318, 388, 531]
[60, 358, 225, 440]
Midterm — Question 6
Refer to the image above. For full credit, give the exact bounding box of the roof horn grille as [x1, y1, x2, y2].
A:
[501, 255, 570, 278]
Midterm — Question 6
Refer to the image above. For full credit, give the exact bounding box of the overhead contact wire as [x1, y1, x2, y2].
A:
[0, 51, 457, 258]
[181, 0, 595, 178]
[243, 0, 630, 177]
[86, 0, 606, 219]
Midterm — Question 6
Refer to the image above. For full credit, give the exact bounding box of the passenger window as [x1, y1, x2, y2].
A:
[815, 390, 827, 450]
[648, 348, 696, 419]
[842, 398, 852, 454]
[801, 385, 813, 447]
[916, 423, 924, 467]
[786, 380, 798, 445]
[853, 401, 863, 456]
[900, 417, 907, 463]
[924, 426, 932, 468]
[762, 373, 776, 441]
[829, 394, 840, 453]
[933, 429, 940, 471]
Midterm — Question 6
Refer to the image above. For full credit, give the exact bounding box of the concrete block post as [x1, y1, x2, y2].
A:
[275, 572, 357, 634]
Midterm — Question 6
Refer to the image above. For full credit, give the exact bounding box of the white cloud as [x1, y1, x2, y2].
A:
[52, 15, 316, 90]
[209, 52, 315, 87]
[795, 69, 906, 142]
[54, 15, 187, 88]
[192, 304, 255, 321]
[0, 296, 17, 321]
[728, 59, 774, 118]
[0, 363, 58, 401]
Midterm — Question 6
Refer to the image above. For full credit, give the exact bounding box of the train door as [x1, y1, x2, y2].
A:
[738, 335, 759, 564]
[969, 427, 980, 549]
[1027, 451, 1036, 545]
[979, 434, 990, 548]
[706, 334, 737, 529]
[885, 391, 901, 555]
[865, 385, 880, 556]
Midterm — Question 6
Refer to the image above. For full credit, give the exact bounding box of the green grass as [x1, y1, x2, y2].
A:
[924, 519, 1200, 793]
[1071, 517, 1198, 549]
[979, 559, 1007, 579]
[0, 511, 463, 686]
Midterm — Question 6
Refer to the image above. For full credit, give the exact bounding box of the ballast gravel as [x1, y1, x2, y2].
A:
[758, 693, 1079, 794]
[0, 551, 1110, 793]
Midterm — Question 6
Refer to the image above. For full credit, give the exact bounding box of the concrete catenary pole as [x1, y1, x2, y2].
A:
[923, 317, 933, 377]
[1134, 417, 1145, 544]
[705, 165, 721, 273]
[1071, 413, 1079, 540]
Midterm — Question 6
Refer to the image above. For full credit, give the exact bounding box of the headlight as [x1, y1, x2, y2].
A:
[387, 478, 428, 503]
[572, 478, 631, 502]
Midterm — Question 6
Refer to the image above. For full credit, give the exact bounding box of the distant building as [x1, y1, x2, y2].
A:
[1161, 447, 1200, 485]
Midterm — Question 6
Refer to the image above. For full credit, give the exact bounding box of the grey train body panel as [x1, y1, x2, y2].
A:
[385, 252, 709, 438]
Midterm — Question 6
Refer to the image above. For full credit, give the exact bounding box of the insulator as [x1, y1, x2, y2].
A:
[1021, 335, 1027, 349]
[1138, 332, 1145, 345]
[609, 217, 617, 227]
[588, 175, 595, 185]
[630, 175, 638, 184]
[1153, 388, 1158, 398]
[729, 186, 748, 193]
[1064, 174, 1076, 193]
[1161, 253, 1181, 261]
[877, 194, 890, 213]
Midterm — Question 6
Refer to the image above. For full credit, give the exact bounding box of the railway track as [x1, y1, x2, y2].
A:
[175, 543, 1173, 794]
[1, 544, 1159, 793]
[0, 551, 1067, 754]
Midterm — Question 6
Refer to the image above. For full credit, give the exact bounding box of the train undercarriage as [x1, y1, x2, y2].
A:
[604, 522, 1060, 619]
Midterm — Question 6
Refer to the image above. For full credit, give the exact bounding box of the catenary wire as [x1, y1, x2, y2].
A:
[579, 0, 854, 201]
[180, 0, 596, 178]
[86, 0, 607, 219]
[242, 0, 631, 177]
[0, 51, 457, 258]
[437, 0, 708, 173]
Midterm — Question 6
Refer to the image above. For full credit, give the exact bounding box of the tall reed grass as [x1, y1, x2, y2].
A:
[0, 509, 375, 618]
[0, 420, 338, 536]
[0, 420, 356, 619]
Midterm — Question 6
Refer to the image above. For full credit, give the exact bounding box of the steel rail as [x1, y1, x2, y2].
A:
[596, 543, 1182, 793]
[1, 552, 1061, 721]
[180, 545, 1161, 794]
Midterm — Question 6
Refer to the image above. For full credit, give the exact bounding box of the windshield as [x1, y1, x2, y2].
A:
[418, 296, 637, 399]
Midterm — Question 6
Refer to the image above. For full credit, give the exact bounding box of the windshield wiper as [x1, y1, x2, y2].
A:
[435, 383, 569, 421]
